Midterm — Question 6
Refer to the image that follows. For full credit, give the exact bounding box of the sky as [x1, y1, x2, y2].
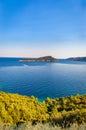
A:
[0, 0, 86, 58]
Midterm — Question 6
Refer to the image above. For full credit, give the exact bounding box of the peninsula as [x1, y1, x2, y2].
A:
[19, 56, 58, 62]
[67, 56, 86, 62]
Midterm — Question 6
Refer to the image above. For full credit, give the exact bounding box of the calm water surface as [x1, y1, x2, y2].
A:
[0, 58, 86, 100]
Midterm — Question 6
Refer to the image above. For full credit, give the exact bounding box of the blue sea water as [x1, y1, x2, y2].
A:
[0, 58, 86, 100]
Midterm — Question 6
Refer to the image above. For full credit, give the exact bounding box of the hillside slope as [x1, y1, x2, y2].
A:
[67, 57, 86, 62]
[0, 91, 86, 128]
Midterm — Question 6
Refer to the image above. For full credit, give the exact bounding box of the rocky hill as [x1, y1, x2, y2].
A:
[19, 56, 58, 62]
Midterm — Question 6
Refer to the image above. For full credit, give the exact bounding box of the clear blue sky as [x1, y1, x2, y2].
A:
[0, 0, 86, 58]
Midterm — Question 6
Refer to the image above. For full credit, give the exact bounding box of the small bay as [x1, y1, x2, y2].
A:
[0, 58, 86, 100]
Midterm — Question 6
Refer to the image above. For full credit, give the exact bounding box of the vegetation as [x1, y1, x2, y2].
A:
[19, 56, 58, 62]
[0, 91, 86, 129]
[0, 123, 86, 130]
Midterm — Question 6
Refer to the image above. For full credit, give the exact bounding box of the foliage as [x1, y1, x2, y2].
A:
[0, 91, 86, 128]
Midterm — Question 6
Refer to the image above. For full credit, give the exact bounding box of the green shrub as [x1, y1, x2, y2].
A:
[0, 91, 86, 128]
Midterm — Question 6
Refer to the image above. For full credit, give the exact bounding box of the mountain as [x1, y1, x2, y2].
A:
[19, 56, 58, 62]
[67, 57, 86, 62]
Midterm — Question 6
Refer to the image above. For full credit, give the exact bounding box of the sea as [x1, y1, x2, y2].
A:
[0, 57, 86, 101]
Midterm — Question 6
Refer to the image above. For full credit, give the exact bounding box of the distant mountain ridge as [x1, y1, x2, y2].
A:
[67, 57, 86, 62]
[19, 56, 58, 62]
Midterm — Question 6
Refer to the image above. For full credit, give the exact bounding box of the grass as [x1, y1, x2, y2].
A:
[0, 123, 86, 130]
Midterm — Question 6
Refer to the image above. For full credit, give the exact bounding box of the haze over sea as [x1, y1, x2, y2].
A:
[0, 58, 86, 101]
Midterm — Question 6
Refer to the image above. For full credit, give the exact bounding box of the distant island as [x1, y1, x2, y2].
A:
[19, 56, 58, 62]
[67, 56, 86, 62]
